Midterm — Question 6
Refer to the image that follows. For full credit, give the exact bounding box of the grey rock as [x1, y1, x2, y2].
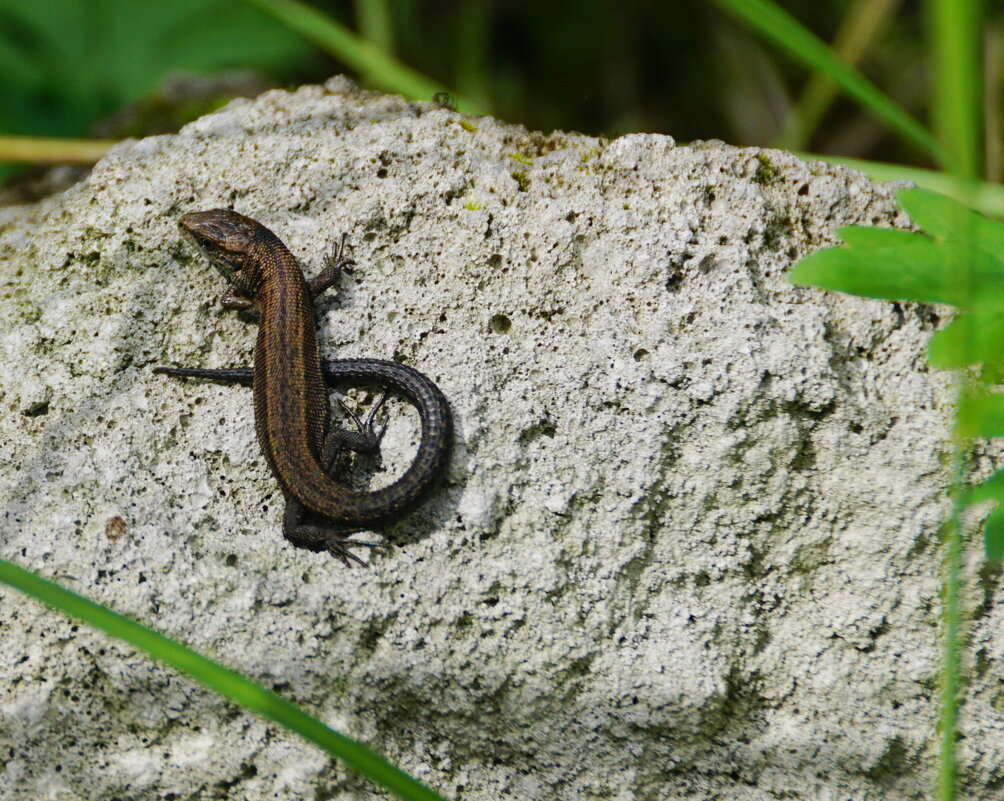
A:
[0, 75, 987, 800]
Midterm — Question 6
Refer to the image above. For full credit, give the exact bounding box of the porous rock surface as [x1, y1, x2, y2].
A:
[0, 76, 996, 800]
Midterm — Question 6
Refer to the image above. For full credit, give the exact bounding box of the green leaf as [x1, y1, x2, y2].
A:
[898, 188, 1004, 271]
[790, 225, 960, 304]
[966, 467, 1004, 506]
[928, 307, 1004, 374]
[895, 188, 1003, 305]
[790, 188, 1004, 307]
[956, 391, 1004, 439]
[968, 469, 1004, 563]
[984, 507, 1004, 563]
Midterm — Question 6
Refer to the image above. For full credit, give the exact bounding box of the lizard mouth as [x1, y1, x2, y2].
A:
[178, 224, 239, 285]
[205, 251, 239, 284]
[177, 210, 253, 288]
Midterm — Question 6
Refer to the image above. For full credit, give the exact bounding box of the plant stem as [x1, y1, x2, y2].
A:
[927, 0, 983, 796]
[0, 135, 116, 164]
[939, 438, 967, 800]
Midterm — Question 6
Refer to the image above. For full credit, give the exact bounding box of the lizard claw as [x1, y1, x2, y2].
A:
[327, 537, 387, 567]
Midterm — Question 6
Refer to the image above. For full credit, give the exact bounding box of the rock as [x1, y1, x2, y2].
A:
[0, 75, 981, 800]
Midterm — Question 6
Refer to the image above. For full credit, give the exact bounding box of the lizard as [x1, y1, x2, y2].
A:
[155, 209, 452, 565]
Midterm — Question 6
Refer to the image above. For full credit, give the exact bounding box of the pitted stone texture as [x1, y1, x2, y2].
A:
[0, 76, 987, 800]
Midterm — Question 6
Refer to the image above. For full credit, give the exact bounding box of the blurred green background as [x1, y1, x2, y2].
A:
[0, 0, 1002, 184]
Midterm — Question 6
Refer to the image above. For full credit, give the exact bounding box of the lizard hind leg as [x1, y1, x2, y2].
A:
[314, 389, 394, 491]
[323, 391, 392, 467]
[281, 496, 384, 567]
[285, 389, 394, 566]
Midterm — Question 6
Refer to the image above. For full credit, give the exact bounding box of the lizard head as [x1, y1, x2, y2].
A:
[179, 209, 261, 288]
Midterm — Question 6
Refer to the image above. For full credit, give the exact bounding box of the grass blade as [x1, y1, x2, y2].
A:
[789, 225, 958, 304]
[929, 0, 983, 178]
[796, 153, 1004, 218]
[779, 0, 904, 149]
[711, 0, 943, 160]
[240, 0, 484, 114]
[0, 558, 450, 801]
[355, 0, 395, 54]
[0, 134, 117, 164]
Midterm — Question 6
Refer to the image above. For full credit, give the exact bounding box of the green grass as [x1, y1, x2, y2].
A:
[799, 154, 1004, 219]
[240, 0, 482, 114]
[0, 558, 450, 801]
[710, 0, 943, 161]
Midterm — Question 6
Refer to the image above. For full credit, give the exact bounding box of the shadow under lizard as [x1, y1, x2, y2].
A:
[155, 209, 452, 565]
